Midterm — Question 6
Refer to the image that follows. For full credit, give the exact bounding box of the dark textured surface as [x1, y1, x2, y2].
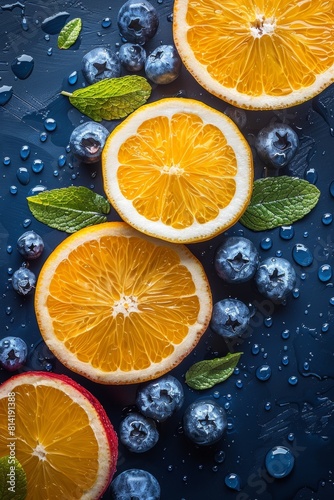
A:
[0, 1, 334, 499]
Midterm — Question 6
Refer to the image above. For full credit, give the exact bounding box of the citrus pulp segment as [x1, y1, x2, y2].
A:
[173, 0, 334, 110]
[0, 372, 118, 500]
[102, 98, 253, 243]
[34, 222, 212, 384]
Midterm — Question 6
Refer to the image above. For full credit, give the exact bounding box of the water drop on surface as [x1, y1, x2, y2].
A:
[318, 264, 332, 282]
[281, 329, 290, 340]
[282, 355, 289, 366]
[213, 391, 220, 399]
[41, 11, 70, 34]
[292, 288, 300, 298]
[44, 34, 50, 41]
[22, 218, 31, 228]
[303, 361, 309, 370]
[287, 433, 295, 442]
[0, 85, 13, 105]
[21, 17, 28, 30]
[322, 213, 333, 225]
[11, 54, 34, 79]
[44, 117, 57, 131]
[32, 159, 44, 173]
[292, 243, 313, 267]
[3, 156, 11, 165]
[256, 365, 272, 381]
[16, 167, 30, 185]
[58, 155, 66, 167]
[321, 323, 329, 333]
[304, 167, 318, 184]
[252, 343, 260, 355]
[6, 245, 12, 254]
[265, 402, 271, 411]
[214, 450, 225, 464]
[10, 185, 18, 194]
[28, 185, 47, 196]
[101, 17, 111, 28]
[20, 144, 31, 160]
[264, 317, 273, 327]
[260, 237, 272, 250]
[279, 225, 294, 240]
[68, 71, 78, 85]
[40, 132, 48, 142]
[330, 297, 334, 305]
[47, 48, 53, 56]
[235, 379, 243, 389]
[288, 375, 298, 386]
[265, 446, 295, 478]
[330, 181, 334, 197]
[225, 473, 241, 491]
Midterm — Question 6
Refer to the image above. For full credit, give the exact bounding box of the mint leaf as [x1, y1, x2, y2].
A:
[240, 176, 320, 231]
[61, 75, 151, 121]
[185, 353, 243, 390]
[27, 186, 110, 233]
[58, 18, 82, 49]
[0, 456, 27, 500]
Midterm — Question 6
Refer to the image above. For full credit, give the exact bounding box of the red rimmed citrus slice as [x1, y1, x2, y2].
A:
[0, 371, 118, 499]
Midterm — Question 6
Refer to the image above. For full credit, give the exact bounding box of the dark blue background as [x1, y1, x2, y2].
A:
[0, 1, 333, 499]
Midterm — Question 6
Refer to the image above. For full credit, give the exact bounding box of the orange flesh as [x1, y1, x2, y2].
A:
[117, 112, 237, 228]
[46, 235, 201, 372]
[185, 0, 334, 97]
[0, 384, 99, 499]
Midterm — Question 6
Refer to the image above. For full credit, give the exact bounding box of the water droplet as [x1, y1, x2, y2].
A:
[21, 17, 28, 30]
[6, 245, 13, 254]
[3, 156, 11, 166]
[10, 185, 18, 194]
[303, 361, 309, 370]
[44, 362, 53, 371]
[0, 85, 13, 105]
[256, 364, 272, 381]
[224, 402, 230, 410]
[318, 264, 332, 282]
[303, 231, 309, 238]
[11, 54, 34, 79]
[282, 355, 289, 366]
[53, 170, 59, 177]
[322, 213, 333, 225]
[224, 473, 241, 491]
[58, 155, 66, 167]
[7, 267, 13, 275]
[41, 11, 70, 35]
[287, 433, 295, 442]
[292, 288, 300, 298]
[288, 375, 298, 385]
[20, 144, 31, 160]
[167, 13, 173, 22]
[65, 144, 71, 153]
[44, 117, 56, 131]
[292, 243, 313, 267]
[252, 343, 260, 355]
[101, 17, 111, 28]
[214, 450, 225, 464]
[16, 167, 30, 185]
[234, 367, 240, 375]
[5, 306, 12, 315]
[281, 329, 290, 340]
[265, 446, 295, 478]
[22, 218, 31, 228]
[167, 465, 173, 471]
[264, 317, 273, 327]
[47, 48, 53, 56]
[235, 379, 243, 389]
[304, 167, 318, 184]
[279, 225, 294, 240]
[321, 323, 329, 333]
[330, 181, 334, 198]
[226, 394, 232, 401]
[40, 132, 48, 142]
[300, 272, 306, 280]
[68, 71, 78, 85]
[265, 402, 272, 411]
[32, 159, 44, 173]
[213, 391, 220, 399]
[275, 249, 283, 257]
[28, 185, 47, 196]
[330, 297, 334, 306]
[260, 237, 272, 250]
[44, 34, 50, 41]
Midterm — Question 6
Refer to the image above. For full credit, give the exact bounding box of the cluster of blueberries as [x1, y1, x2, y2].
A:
[0, 231, 45, 371]
[211, 236, 297, 339]
[70, 0, 182, 165]
[111, 374, 228, 498]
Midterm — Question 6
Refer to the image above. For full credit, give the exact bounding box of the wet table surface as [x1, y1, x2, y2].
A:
[0, 1, 334, 499]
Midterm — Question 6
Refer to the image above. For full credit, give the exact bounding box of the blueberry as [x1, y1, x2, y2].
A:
[69, 122, 109, 164]
[255, 123, 299, 169]
[215, 236, 259, 283]
[0, 336, 28, 371]
[119, 412, 159, 453]
[117, 0, 159, 45]
[136, 375, 184, 421]
[17, 230, 44, 259]
[110, 469, 161, 500]
[254, 257, 296, 303]
[12, 266, 36, 295]
[82, 47, 121, 85]
[183, 398, 227, 446]
[119, 43, 146, 71]
[145, 45, 181, 84]
[210, 299, 251, 338]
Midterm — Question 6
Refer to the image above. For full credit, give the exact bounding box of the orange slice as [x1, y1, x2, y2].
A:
[34, 222, 212, 384]
[173, 0, 334, 109]
[102, 98, 253, 243]
[0, 371, 118, 500]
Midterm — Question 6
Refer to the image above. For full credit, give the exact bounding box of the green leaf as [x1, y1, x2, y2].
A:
[185, 352, 243, 390]
[240, 176, 320, 231]
[58, 18, 82, 49]
[61, 75, 152, 121]
[27, 186, 111, 233]
[0, 456, 27, 500]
